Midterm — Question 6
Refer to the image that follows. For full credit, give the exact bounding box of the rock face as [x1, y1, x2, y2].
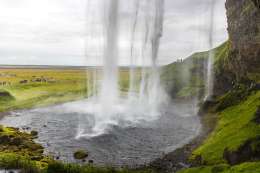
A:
[215, 0, 260, 94]
[223, 138, 260, 165]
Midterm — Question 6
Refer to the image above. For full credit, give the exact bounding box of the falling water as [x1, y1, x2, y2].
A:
[205, 0, 216, 101]
[139, 0, 152, 101]
[147, 0, 165, 110]
[77, 0, 166, 138]
[128, 0, 140, 99]
[100, 0, 119, 109]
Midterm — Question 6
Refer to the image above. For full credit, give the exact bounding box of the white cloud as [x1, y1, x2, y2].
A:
[0, 0, 228, 66]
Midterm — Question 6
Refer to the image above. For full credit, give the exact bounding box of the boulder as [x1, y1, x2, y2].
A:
[30, 130, 38, 137]
[0, 135, 11, 144]
[73, 150, 88, 160]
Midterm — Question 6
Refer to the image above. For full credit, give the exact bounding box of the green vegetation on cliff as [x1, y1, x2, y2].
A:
[161, 41, 229, 99]
[192, 91, 260, 164]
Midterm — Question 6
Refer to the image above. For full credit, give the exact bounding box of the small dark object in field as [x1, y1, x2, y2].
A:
[19, 80, 28, 84]
[73, 150, 88, 160]
[43, 125, 47, 128]
[56, 156, 60, 160]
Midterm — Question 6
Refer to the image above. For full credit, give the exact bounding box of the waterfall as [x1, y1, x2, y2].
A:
[128, 0, 140, 99]
[205, 0, 216, 101]
[147, 0, 165, 110]
[100, 0, 119, 110]
[77, 0, 166, 139]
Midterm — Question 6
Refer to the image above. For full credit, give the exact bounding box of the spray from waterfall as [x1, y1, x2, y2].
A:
[139, 0, 152, 101]
[100, 0, 119, 107]
[205, 0, 216, 101]
[77, 0, 166, 139]
[128, 0, 140, 98]
[147, 0, 165, 111]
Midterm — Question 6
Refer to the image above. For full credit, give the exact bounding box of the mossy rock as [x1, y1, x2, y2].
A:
[30, 130, 38, 137]
[73, 150, 88, 160]
[0, 125, 4, 132]
[0, 90, 15, 102]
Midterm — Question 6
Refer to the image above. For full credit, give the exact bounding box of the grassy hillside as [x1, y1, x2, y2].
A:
[161, 41, 229, 99]
[176, 86, 260, 173]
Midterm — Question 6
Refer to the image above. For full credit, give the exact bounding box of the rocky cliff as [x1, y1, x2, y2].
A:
[214, 0, 260, 95]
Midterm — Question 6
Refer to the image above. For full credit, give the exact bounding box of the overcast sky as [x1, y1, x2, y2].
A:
[0, 0, 228, 66]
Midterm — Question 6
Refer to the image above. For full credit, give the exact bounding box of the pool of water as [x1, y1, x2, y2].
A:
[0, 99, 200, 167]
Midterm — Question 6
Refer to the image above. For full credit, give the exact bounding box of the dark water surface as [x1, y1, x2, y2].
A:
[0, 100, 200, 167]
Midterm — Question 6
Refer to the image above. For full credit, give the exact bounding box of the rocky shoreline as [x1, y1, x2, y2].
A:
[148, 101, 218, 173]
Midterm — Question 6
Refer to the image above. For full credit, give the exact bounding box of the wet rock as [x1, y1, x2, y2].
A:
[0, 135, 11, 144]
[73, 150, 88, 160]
[252, 0, 260, 8]
[253, 107, 260, 124]
[88, 160, 94, 164]
[215, 0, 260, 95]
[11, 137, 23, 145]
[199, 100, 217, 114]
[22, 126, 31, 131]
[30, 130, 38, 137]
[31, 156, 43, 161]
[223, 139, 260, 165]
[192, 155, 203, 166]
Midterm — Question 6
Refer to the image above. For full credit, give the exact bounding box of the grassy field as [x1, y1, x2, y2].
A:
[0, 67, 144, 113]
[0, 68, 89, 113]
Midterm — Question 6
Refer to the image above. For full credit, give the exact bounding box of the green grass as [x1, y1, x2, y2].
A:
[0, 69, 88, 112]
[0, 68, 140, 113]
[178, 162, 260, 173]
[191, 91, 260, 165]
[0, 152, 153, 173]
[161, 41, 229, 99]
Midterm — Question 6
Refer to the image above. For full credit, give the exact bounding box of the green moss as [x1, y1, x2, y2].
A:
[191, 91, 260, 165]
[0, 153, 41, 172]
[46, 161, 152, 173]
[216, 84, 250, 111]
[161, 41, 229, 99]
[73, 150, 88, 160]
[178, 162, 260, 173]
[0, 89, 15, 103]
[241, 1, 255, 16]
